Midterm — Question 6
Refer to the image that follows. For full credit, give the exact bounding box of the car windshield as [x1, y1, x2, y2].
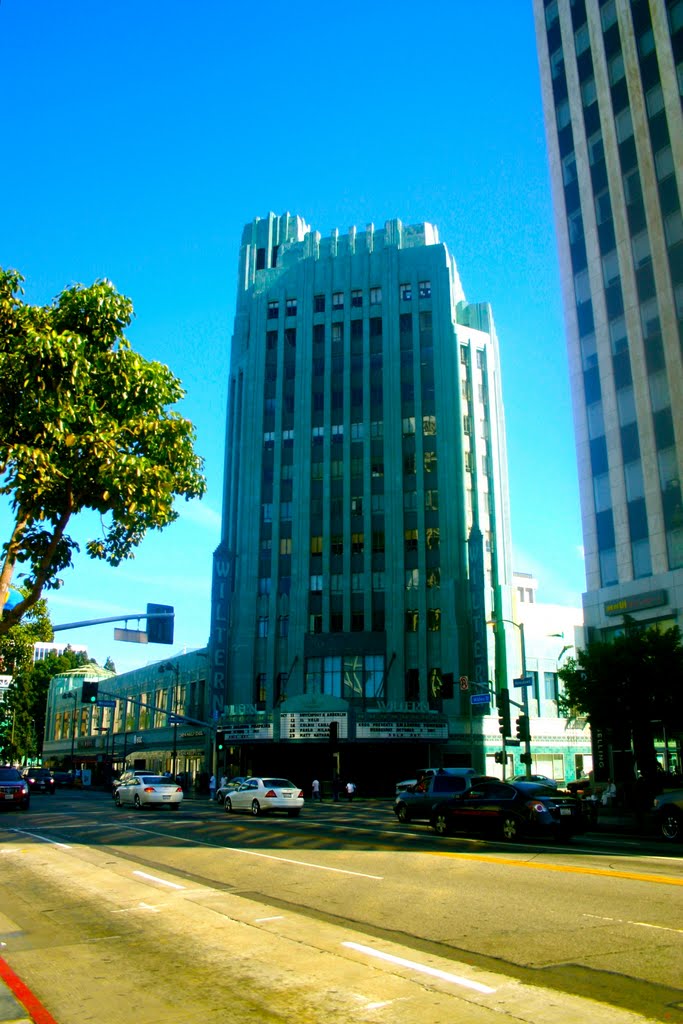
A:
[263, 779, 296, 789]
[140, 776, 173, 785]
[0, 768, 22, 781]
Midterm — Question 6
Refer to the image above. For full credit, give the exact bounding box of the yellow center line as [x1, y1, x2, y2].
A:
[428, 850, 683, 886]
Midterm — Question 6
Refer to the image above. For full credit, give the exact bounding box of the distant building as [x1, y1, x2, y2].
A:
[533, 1, 683, 639]
[208, 213, 590, 789]
[33, 641, 88, 662]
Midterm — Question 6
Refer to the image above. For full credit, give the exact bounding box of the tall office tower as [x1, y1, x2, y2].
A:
[533, 0, 683, 638]
[210, 214, 517, 786]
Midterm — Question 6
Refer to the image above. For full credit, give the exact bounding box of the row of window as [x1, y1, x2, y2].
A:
[265, 282, 434, 320]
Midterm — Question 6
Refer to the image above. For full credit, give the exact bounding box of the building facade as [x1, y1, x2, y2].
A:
[209, 213, 587, 791]
[533, 0, 683, 640]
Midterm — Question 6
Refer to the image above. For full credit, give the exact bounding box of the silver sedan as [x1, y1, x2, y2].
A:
[114, 775, 183, 810]
[223, 777, 304, 817]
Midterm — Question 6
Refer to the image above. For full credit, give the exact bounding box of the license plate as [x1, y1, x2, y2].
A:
[282, 793, 292, 798]
[3, 792, 15, 800]
[560, 807, 571, 815]
[162, 795, 171, 800]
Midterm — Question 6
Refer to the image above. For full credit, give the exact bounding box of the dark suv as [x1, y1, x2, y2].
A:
[394, 769, 496, 823]
[22, 768, 56, 795]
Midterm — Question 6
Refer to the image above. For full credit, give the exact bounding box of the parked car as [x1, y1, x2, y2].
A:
[394, 767, 443, 796]
[510, 774, 559, 788]
[430, 779, 583, 841]
[223, 777, 304, 817]
[653, 788, 683, 841]
[114, 775, 183, 810]
[215, 776, 247, 805]
[394, 768, 489, 823]
[22, 767, 56, 795]
[0, 767, 30, 811]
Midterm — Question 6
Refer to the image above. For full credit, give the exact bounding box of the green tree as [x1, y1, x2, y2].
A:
[0, 268, 206, 635]
[558, 619, 683, 785]
[0, 594, 53, 761]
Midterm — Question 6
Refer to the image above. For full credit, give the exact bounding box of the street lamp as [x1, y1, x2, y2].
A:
[487, 617, 532, 779]
[158, 662, 180, 779]
[61, 691, 78, 769]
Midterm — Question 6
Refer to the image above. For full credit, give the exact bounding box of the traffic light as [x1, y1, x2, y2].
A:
[497, 688, 511, 736]
[146, 603, 174, 645]
[81, 681, 99, 704]
[494, 751, 505, 764]
[216, 730, 225, 752]
[516, 715, 530, 743]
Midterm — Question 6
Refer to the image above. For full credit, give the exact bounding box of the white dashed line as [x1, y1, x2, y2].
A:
[342, 941, 496, 994]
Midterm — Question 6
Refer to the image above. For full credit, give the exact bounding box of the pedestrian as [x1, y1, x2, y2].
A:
[312, 778, 322, 801]
[346, 780, 356, 801]
[601, 779, 616, 807]
[220, 774, 227, 789]
[209, 774, 216, 801]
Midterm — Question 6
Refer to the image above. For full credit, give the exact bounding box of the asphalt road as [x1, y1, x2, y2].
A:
[0, 790, 681, 1024]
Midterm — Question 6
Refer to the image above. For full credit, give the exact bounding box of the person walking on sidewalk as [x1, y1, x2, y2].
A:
[312, 778, 322, 801]
[346, 780, 356, 801]
[209, 774, 216, 801]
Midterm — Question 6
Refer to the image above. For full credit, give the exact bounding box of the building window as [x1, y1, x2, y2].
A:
[310, 575, 323, 593]
[405, 568, 419, 589]
[280, 501, 292, 521]
[331, 460, 344, 478]
[257, 617, 269, 638]
[405, 529, 418, 552]
[286, 298, 297, 317]
[425, 489, 439, 511]
[402, 416, 415, 435]
[405, 610, 419, 632]
[371, 460, 384, 477]
[263, 431, 275, 447]
[331, 424, 344, 443]
[423, 414, 436, 435]
[262, 503, 273, 522]
[282, 429, 294, 446]
[266, 330, 277, 350]
[372, 571, 384, 590]
[280, 538, 292, 555]
[352, 532, 364, 554]
[351, 289, 362, 308]
[404, 454, 416, 475]
[370, 287, 382, 304]
[331, 574, 343, 592]
[400, 283, 412, 301]
[267, 301, 279, 320]
[351, 421, 364, 440]
[278, 616, 289, 638]
[258, 577, 271, 596]
[427, 608, 441, 631]
[314, 294, 325, 313]
[310, 535, 323, 554]
[372, 531, 385, 553]
[419, 280, 431, 299]
[255, 673, 267, 704]
[544, 672, 558, 702]
[370, 420, 383, 438]
[351, 572, 363, 591]
[424, 451, 437, 473]
[371, 493, 384, 513]
[309, 614, 323, 634]
[351, 495, 363, 515]
[312, 425, 324, 446]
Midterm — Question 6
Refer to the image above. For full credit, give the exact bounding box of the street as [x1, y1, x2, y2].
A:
[0, 790, 681, 1024]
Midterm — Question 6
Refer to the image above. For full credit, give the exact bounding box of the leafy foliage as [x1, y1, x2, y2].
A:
[0, 268, 206, 634]
[0, 597, 55, 761]
[558, 620, 683, 781]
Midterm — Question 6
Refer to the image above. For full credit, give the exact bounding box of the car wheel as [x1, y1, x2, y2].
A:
[224, 797, 232, 813]
[660, 809, 683, 842]
[396, 804, 409, 824]
[134, 795, 142, 809]
[288, 809, 300, 818]
[432, 811, 452, 837]
[115, 792, 122, 807]
[500, 814, 521, 841]
[251, 799, 261, 817]
[216, 793, 224, 805]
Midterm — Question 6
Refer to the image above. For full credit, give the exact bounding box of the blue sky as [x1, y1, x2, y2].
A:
[1, 1, 585, 673]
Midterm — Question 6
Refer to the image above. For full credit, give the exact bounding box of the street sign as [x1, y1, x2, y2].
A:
[97, 700, 116, 708]
[470, 693, 491, 705]
[459, 676, 469, 691]
[513, 676, 533, 687]
[168, 715, 185, 725]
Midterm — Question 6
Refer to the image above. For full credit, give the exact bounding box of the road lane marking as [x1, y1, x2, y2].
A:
[342, 941, 496, 994]
[133, 870, 185, 889]
[112, 901, 161, 914]
[584, 913, 683, 935]
[255, 915, 285, 922]
[9, 829, 71, 849]
[429, 849, 683, 886]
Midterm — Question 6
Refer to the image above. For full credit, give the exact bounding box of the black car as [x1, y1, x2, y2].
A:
[430, 779, 583, 841]
[52, 770, 75, 788]
[0, 767, 31, 810]
[22, 767, 56, 795]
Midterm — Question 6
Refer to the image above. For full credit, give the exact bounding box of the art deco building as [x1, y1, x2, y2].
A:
[533, 0, 683, 638]
[208, 214, 521, 787]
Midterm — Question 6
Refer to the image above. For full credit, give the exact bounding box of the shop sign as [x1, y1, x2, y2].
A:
[604, 589, 667, 616]
[280, 711, 347, 740]
[356, 720, 449, 740]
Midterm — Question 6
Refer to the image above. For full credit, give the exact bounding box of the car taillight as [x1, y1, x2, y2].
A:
[144, 787, 156, 793]
[175, 786, 182, 792]
[265, 790, 277, 798]
[526, 801, 546, 814]
[297, 791, 304, 798]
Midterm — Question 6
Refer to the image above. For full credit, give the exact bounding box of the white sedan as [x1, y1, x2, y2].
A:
[223, 777, 304, 817]
[114, 775, 183, 810]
